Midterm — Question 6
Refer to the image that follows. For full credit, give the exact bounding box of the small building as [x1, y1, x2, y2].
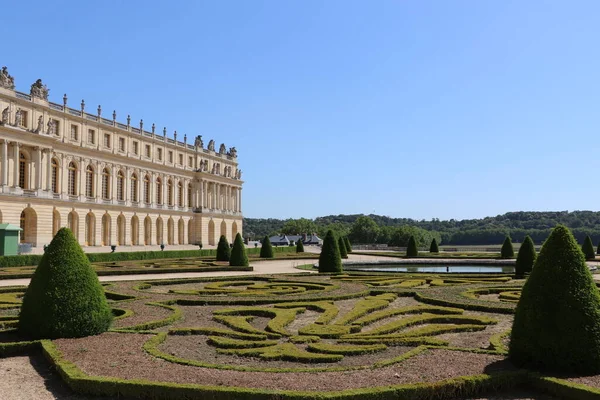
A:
[268, 233, 322, 246]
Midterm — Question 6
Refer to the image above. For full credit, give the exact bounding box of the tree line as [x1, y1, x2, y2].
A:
[243, 211, 600, 245]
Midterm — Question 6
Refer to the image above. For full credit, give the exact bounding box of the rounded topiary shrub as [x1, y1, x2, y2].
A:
[296, 240, 304, 253]
[429, 238, 439, 253]
[515, 235, 536, 278]
[260, 235, 274, 258]
[19, 228, 113, 339]
[216, 235, 231, 261]
[406, 235, 418, 258]
[509, 225, 600, 374]
[229, 233, 249, 267]
[338, 236, 348, 259]
[501, 236, 514, 258]
[319, 230, 342, 273]
[582, 235, 596, 261]
[344, 236, 352, 253]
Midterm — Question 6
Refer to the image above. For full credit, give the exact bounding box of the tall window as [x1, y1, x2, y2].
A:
[88, 129, 96, 144]
[177, 182, 183, 207]
[145, 144, 151, 158]
[102, 168, 110, 200]
[157, 148, 163, 161]
[168, 151, 173, 163]
[144, 175, 150, 204]
[188, 157, 193, 168]
[179, 154, 183, 165]
[68, 162, 77, 195]
[51, 158, 58, 193]
[156, 177, 163, 205]
[131, 173, 138, 202]
[117, 170, 124, 201]
[133, 141, 139, 155]
[85, 165, 94, 197]
[119, 137, 125, 152]
[70, 125, 78, 141]
[188, 183, 192, 208]
[104, 134, 111, 148]
[18, 152, 27, 189]
[167, 179, 173, 206]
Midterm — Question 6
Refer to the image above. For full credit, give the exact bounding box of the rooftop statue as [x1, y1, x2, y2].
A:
[30, 79, 49, 100]
[0, 66, 15, 90]
[228, 147, 237, 158]
[194, 135, 203, 148]
[219, 143, 226, 154]
[1, 107, 9, 125]
[207, 140, 215, 151]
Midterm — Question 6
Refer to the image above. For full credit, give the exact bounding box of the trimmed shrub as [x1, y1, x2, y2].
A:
[19, 228, 113, 339]
[344, 237, 352, 253]
[229, 233, 249, 267]
[338, 237, 348, 259]
[429, 238, 439, 253]
[501, 236, 515, 258]
[582, 235, 596, 260]
[259, 236, 274, 258]
[597, 241, 600, 255]
[216, 236, 231, 261]
[296, 240, 304, 253]
[515, 236, 536, 278]
[406, 235, 418, 258]
[509, 225, 600, 374]
[318, 230, 342, 273]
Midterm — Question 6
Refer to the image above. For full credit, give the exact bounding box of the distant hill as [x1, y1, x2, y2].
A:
[243, 211, 600, 245]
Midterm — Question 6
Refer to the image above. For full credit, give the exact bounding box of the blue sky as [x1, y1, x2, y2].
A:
[3, 1, 599, 220]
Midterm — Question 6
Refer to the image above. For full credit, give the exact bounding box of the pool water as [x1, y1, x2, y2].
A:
[348, 265, 515, 273]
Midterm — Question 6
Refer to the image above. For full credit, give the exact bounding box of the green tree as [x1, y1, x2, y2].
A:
[318, 230, 342, 273]
[19, 228, 112, 339]
[216, 235, 231, 261]
[349, 216, 380, 244]
[515, 235, 536, 278]
[429, 238, 439, 253]
[509, 225, 600, 374]
[260, 235, 274, 258]
[582, 235, 596, 260]
[296, 239, 304, 253]
[338, 236, 348, 259]
[229, 233, 249, 266]
[343, 236, 352, 253]
[501, 236, 515, 258]
[406, 235, 418, 257]
[281, 218, 317, 235]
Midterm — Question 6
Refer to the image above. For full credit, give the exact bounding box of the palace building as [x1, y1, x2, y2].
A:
[0, 66, 243, 252]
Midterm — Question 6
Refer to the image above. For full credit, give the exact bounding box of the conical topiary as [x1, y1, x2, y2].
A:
[429, 238, 439, 253]
[296, 240, 304, 253]
[319, 230, 342, 273]
[344, 236, 352, 253]
[501, 236, 514, 258]
[338, 236, 348, 259]
[509, 225, 600, 374]
[515, 235, 536, 278]
[216, 235, 231, 261]
[230, 233, 249, 267]
[582, 235, 596, 261]
[19, 228, 113, 339]
[260, 235, 274, 258]
[406, 235, 418, 257]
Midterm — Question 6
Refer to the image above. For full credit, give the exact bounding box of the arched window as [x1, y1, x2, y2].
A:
[68, 162, 77, 196]
[117, 170, 124, 201]
[156, 177, 163, 205]
[51, 158, 59, 194]
[167, 179, 173, 206]
[131, 173, 138, 202]
[102, 168, 110, 200]
[18, 152, 28, 189]
[85, 165, 94, 198]
[144, 175, 150, 204]
[177, 182, 183, 207]
[188, 183, 192, 208]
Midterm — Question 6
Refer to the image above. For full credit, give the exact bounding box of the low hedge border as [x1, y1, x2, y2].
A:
[207, 336, 279, 349]
[111, 308, 134, 321]
[274, 301, 339, 325]
[213, 307, 304, 337]
[351, 304, 464, 326]
[116, 302, 182, 331]
[42, 338, 541, 399]
[0, 247, 298, 268]
[306, 343, 387, 356]
[168, 327, 268, 341]
[0, 339, 40, 357]
[415, 290, 516, 314]
[488, 330, 511, 353]
[217, 342, 344, 363]
[333, 293, 397, 326]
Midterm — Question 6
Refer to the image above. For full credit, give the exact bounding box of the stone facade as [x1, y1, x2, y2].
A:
[0, 67, 243, 250]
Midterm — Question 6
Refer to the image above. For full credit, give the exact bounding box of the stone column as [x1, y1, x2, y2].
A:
[95, 163, 102, 200]
[238, 187, 242, 212]
[78, 157, 85, 197]
[45, 149, 52, 191]
[35, 147, 42, 190]
[1, 140, 7, 186]
[111, 165, 117, 203]
[124, 167, 130, 203]
[12, 142, 20, 187]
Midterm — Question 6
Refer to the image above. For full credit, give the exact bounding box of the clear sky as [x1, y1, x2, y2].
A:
[3, 1, 599, 220]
